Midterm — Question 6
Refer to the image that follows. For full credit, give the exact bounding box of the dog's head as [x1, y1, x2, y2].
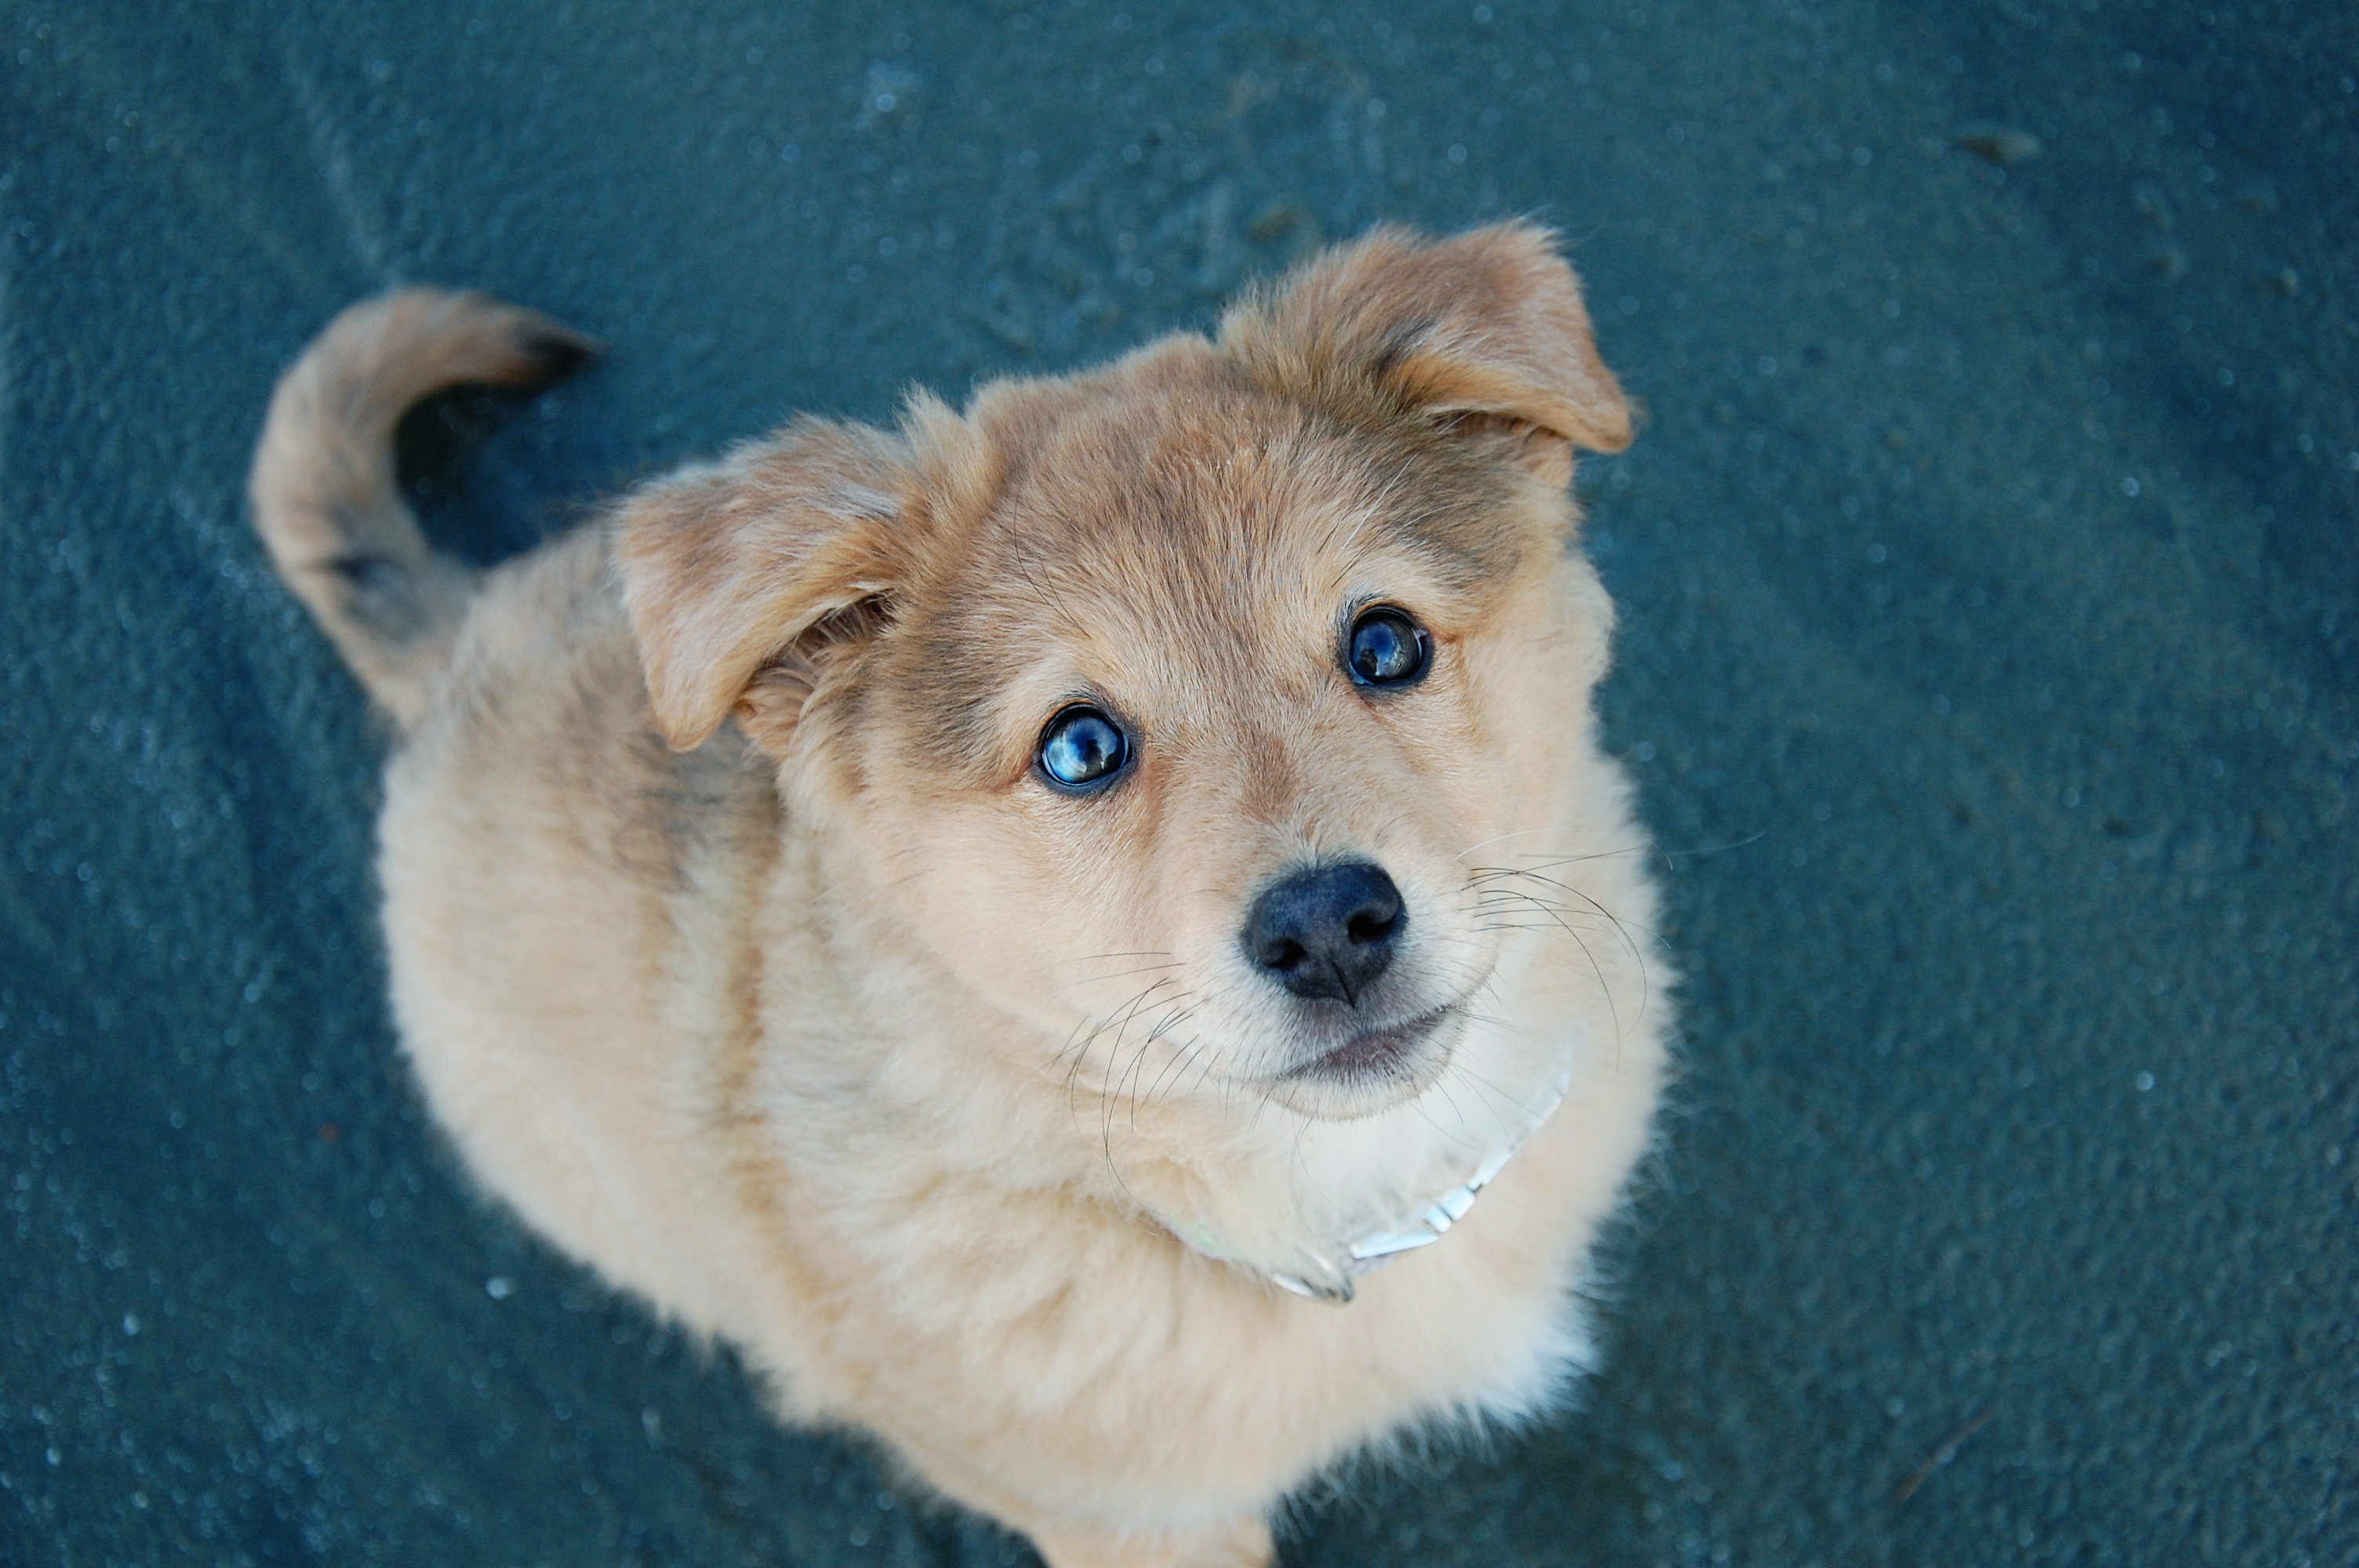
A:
[619, 223, 1630, 1124]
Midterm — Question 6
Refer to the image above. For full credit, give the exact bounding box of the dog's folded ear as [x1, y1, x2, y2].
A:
[616, 418, 914, 753]
[1220, 220, 1631, 487]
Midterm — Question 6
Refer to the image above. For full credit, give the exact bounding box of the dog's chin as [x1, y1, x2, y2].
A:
[1263, 1005, 1466, 1122]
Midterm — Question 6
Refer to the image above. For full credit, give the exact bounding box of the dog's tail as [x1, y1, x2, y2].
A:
[248, 289, 596, 730]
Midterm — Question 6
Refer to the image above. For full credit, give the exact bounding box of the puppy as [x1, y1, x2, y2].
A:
[248, 223, 1667, 1567]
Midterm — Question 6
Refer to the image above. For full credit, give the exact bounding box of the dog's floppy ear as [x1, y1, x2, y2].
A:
[616, 418, 912, 753]
[1221, 221, 1631, 486]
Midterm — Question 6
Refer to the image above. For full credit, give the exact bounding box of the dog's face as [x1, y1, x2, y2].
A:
[843, 365, 1602, 1123]
[620, 223, 1630, 1125]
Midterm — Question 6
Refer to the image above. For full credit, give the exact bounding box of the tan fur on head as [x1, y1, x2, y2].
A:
[250, 221, 1669, 1568]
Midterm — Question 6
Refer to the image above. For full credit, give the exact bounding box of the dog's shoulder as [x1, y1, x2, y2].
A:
[397, 525, 777, 896]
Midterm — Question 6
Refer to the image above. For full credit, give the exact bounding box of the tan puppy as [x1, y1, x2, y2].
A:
[248, 223, 1667, 1568]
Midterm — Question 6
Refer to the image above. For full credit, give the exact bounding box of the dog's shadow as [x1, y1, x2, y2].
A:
[394, 376, 605, 570]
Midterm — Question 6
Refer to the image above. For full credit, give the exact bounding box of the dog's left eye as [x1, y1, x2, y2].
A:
[1036, 707, 1131, 792]
[1347, 608, 1430, 688]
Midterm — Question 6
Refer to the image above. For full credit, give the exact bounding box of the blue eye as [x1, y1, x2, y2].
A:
[1037, 707, 1131, 791]
[1347, 608, 1429, 687]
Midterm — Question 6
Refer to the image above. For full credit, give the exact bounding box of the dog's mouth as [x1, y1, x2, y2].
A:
[1267, 1004, 1463, 1119]
[1285, 1006, 1454, 1081]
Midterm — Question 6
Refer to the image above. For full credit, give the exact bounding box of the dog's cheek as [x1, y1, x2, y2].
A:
[883, 797, 1136, 1029]
[1389, 649, 1566, 887]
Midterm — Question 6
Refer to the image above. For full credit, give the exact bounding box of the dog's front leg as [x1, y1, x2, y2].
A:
[1026, 1514, 1274, 1568]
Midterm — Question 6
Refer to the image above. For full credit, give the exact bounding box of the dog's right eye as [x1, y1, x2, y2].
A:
[1036, 707, 1131, 792]
[1346, 607, 1430, 688]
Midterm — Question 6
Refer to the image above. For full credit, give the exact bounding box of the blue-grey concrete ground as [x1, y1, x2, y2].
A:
[3, 2, 2354, 1563]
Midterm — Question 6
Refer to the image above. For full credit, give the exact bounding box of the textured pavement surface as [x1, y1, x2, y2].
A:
[3, 2, 2354, 1563]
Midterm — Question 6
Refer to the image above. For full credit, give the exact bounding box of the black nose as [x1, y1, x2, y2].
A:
[1242, 862, 1405, 1006]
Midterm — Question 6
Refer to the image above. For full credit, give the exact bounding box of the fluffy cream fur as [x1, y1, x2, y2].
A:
[247, 223, 1668, 1567]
